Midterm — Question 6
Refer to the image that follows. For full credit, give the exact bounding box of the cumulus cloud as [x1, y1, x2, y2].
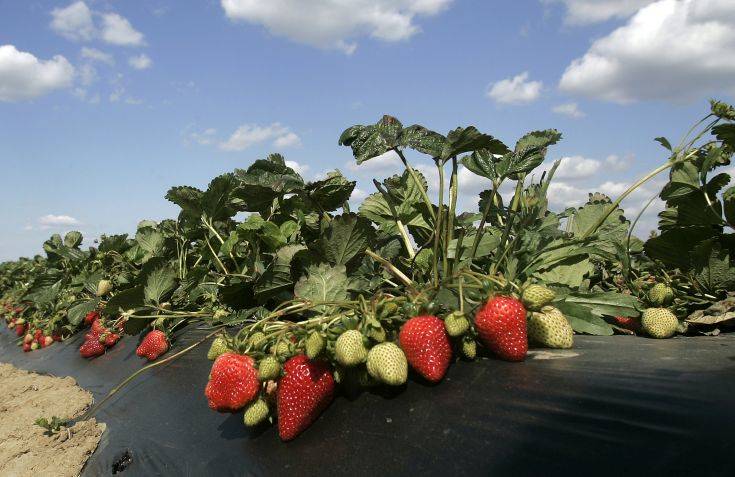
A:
[219, 123, 300, 151]
[559, 0, 735, 103]
[50, 2, 145, 47]
[128, 53, 152, 70]
[542, 0, 655, 25]
[81, 47, 114, 65]
[550, 156, 602, 179]
[274, 132, 302, 148]
[50, 1, 96, 41]
[486, 72, 542, 105]
[0, 45, 75, 102]
[101, 13, 145, 46]
[38, 214, 81, 228]
[190, 123, 301, 151]
[220, 0, 453, 54]
[552, 102, 585, 118]
[346, 150, 402, 172]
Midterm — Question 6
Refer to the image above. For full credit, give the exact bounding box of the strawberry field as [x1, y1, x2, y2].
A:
[1, 100, 735, 472]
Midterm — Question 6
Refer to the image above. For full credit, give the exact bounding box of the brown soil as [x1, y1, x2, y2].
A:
[0, 363, 105, 477]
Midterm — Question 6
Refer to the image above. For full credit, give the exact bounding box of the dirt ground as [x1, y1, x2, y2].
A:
[0, 363, 105, 477]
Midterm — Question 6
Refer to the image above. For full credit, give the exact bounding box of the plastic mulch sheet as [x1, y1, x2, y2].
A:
[1, 328, 734, 476]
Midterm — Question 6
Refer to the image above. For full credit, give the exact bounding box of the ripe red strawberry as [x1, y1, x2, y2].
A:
[398, 315, 452, 382]
[91, 318, 106, 335]
[34, 329, 43, 341]
[15, 324, 26, 336]
[277, 355, 335, 441]
[23, 342, 31, 352]
[100, 332, 121, 347]
[205, 353, 259, 412]
[85, 311, 100, 326]
[612, 315, 641, 332]
[79, 339, 105, 358]
[52, 331, 63, 342]
[136, 330, 169, 361]
[475, 296, 528, 362]
[24, 333, 33, 344]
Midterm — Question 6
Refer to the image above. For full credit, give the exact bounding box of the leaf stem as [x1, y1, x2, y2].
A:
[365, 249, 414, 288]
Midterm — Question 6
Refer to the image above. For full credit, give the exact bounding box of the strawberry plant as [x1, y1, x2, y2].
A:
[1, 100, 734, 441]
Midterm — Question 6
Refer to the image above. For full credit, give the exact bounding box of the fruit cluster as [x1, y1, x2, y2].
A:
[203, 285, 577, 441]
[612, 283, 680, 339]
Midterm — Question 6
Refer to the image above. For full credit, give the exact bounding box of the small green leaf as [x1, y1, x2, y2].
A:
[144, 266, 178, 305]
[294, 263, 349, 312]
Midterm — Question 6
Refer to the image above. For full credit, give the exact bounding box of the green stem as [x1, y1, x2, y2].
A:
[490, 178, 524, 276]
[365, 249, 414, 287]
[434, 161, 445, 286]
[204, 236, 229, 275]
[469, 178, 502, 262]
[580, 159, 685, 240]
[394, 149, 436, 221]
[444, 156, 458, 276]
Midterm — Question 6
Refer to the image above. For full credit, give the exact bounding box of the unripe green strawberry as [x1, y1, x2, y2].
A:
[273, 340, 291, 358]
[248, 332, 266, 350]
[258, 356, 281, 381]
[207, 336, 230, 361]
[649, 283, 674, 306]
[96, 279, 113, 297]
[461, 337, 477, 359]
[305, 332, 325, 359]
[521, 284, 555, 311]
[366, 342, 408, 386]
[641, 308, 678, 339]
[527, 306, 573, 349]
[444, 311, 470, 337]
[335, 330, 368, 367]
[243, 399, 269, 427]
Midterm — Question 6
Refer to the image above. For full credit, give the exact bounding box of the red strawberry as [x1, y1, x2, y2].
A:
[15, 324, 26, 336]
[205, 353, 259, 412]
[52, 332, 63, 342]
[103, 333, 121, 347]
[91, 319, 106, 335]
[84, 311, 100, 326]
[136, 330, 169, 361]
[475, 296, 528, 362]
[277, 355, 335, 441]
[34, 329, 43, 341]
[613, 315, 641, 332]
[23, 342, 31, 352]
[79, 339, 106, 358]
[398, 315, 452, 382]
[24, 333, 33, 344]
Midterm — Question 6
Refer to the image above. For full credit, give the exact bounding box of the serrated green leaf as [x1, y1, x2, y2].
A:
[318, 213, 375, 266]
[339, 115, 403, 164]
[294, 263, 349, 312]
[143, 266, 177, 305]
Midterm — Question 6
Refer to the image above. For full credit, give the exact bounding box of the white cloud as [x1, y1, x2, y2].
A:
[551, 155, 602, 179]
[38, 214, 80, 227]
[0, 45, 75, 102]
[559, 0, 735, 103]
[543, 0, 655, 25]
[101, 13, 145, 46]
[50, 1, 96, 41]
[274, 131, 302, 148]
[218, 123, 301, 151]
[350, 188, 369, 201]
[486, 72, 542, 105]
[109, 85, 124, 102]
[221, 0, 453, 54]
[605, 154, 633, 171]
[128, 53, 152, 70]
[50, 3, 145, 47]
[81, 47, 114, 65]
[189, 128, 218, 146]
[552, 102, 585, 118]
[285, 160, 309, 176]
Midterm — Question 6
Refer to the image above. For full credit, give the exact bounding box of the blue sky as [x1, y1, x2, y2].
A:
[1, 0, 734, 260]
